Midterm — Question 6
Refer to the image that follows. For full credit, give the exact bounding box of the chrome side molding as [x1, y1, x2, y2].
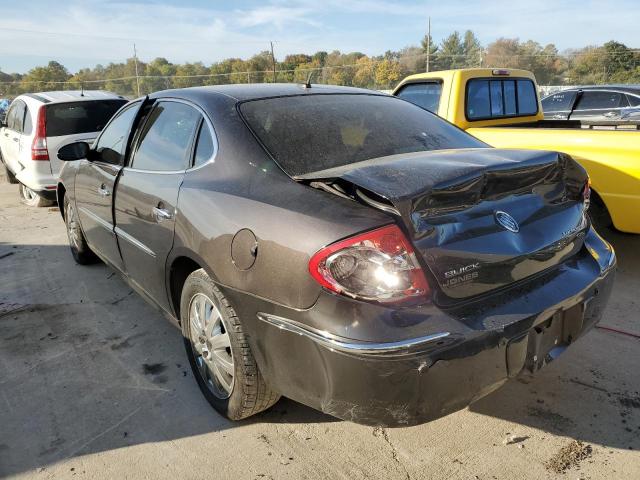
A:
[256, 312, 450, 356]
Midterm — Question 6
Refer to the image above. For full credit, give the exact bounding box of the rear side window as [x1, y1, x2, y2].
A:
[466, 78, 538, 120]
[7, 101, 26, 132]
[575, 91, 624, 110]
[240, 94, 486, 177]
[542, 90, 576, 112]
[627, 95, 640, 107]
[396, 82, 443, 113]
[193, 122, 214, 167]
[45, 100, 127, 137]
[131, 101, 201, 171]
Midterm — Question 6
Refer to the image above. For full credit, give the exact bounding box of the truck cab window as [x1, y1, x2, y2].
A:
[396, 82, 443, 113]
[466, 78, 538, 120]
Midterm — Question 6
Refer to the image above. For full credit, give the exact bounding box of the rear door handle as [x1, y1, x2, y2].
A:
[152, 206, 173, 222]
[12, 137, 18, 142]
[604, 111, 617, 118]
[98, 184, 111, 197]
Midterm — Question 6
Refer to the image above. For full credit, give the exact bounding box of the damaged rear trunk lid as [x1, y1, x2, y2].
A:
[299, 148, 590, 300]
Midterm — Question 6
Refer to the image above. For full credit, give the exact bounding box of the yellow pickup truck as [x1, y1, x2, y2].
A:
[393, 68, 640, 234]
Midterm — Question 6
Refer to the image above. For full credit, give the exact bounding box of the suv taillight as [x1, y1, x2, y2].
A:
[308, 224, 430, 304]
[31, 105, 49, 161]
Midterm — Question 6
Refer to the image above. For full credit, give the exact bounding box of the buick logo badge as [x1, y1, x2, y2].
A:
[495, 211, 519, 233]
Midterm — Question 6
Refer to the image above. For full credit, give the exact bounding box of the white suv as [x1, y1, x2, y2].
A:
[0, 90, 127, 206]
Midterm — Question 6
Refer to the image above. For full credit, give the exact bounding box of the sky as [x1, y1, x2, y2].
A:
[0, 0, 637, 74]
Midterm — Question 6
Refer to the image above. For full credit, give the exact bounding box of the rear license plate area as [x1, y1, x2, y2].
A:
[525, 303, 585, 373]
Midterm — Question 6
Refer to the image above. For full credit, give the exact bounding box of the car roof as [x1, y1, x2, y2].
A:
[20, 90, 127, 104]
[150, 83, 384, 103]
[550, 85, 640, 95]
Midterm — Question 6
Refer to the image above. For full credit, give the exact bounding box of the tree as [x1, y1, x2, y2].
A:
[420, 34, 439, 71]
[374, 59, 401, 88]
[462, 31, 482, 67]
[21, 61, 71, 91]
[438, 31, 465, 70]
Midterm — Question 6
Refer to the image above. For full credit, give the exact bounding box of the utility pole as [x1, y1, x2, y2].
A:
[270, 41, 277, 83]
[133, 43, 141, 96]
[426, 17, 431, 73]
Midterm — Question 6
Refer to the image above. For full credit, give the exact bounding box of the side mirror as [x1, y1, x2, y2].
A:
[58, 142, 90, 161]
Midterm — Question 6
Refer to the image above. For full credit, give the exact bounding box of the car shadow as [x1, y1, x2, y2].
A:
[0, 228, 638, 477]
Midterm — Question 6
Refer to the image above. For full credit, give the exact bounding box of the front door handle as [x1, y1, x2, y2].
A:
[152, 206, 173, 222]
[12, 137, 19, 142]
[98, 184, 111, 197]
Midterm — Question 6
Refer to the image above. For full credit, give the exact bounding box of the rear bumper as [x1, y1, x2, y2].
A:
[222, 227, 616, 426]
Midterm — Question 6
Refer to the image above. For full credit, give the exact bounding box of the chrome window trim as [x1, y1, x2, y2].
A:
[78, 206, 113, 232]
[256, 312, 450, 357]
[127, 97, 218, 174]
[114, 226, 156, 257]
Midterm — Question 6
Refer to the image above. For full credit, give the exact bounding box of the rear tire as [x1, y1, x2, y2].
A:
[589, 192, 613, 231]
[180, 269, 280, 420]
[19, 184, 54, 207]
[64, 196, 98, 265]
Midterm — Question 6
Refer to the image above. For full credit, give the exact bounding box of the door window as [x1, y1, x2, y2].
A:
[575, 91, 623, 110]
[94, 103, 139, 165]
[626, 95, 640, 107]
[7, 101, 26, 133]
[131, 101, 201, 171]
[395, 82, 443, 113]
[542, 90, 576, 112]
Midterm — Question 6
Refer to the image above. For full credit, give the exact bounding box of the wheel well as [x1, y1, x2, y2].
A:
[169, 256, 202, 321]
[57, 183, 66, 219]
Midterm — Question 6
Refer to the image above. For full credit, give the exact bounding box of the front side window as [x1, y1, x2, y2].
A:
[396, 82, 443, 113]
[542, 90, 577, 112]
[131, 101, 201, 171]
[94, 103, 139, 165]
[466, 78, 538, 120]
[575, 91, 624, 110]
[240, 94, 486, 177]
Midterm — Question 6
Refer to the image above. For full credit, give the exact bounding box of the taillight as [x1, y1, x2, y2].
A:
[308, 224, 430, 304]
[583, 177, 591, 210]
[31, 105, 49, 161]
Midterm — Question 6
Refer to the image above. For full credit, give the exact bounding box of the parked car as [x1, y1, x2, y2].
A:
[394, 69, 640, 234]
[56, 85, 615, 426]
[0, 98, 11, 124]
[541, 85, 640, 122]
[0, 90, 127, 206]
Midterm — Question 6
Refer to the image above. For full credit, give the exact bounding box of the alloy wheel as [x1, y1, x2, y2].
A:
[188, 292, 235, 399]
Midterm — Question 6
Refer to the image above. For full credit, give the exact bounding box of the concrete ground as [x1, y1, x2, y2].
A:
[0, 178, 638, 480]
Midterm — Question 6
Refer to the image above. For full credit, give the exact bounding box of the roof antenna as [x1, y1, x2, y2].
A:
[304, 71, 314, 89]
[80, 82, 84, 97]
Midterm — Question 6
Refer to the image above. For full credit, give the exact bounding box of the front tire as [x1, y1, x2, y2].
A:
[19, 184, 54, 207]
[180, 269, 280, 420]
[64, 196, 98, 264]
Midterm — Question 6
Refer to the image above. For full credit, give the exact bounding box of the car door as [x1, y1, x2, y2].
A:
[1, 101, 25, 173]
[74, 102, 142, 272]
[114, 99, 202, 311]
[541, 90, 576, 120]
[570, 90, 627, 122]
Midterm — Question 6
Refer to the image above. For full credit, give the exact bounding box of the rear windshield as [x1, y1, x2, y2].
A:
[466, 78, 538, 120]
[46, 100, 127, 137]
[240, 94, 485, 177]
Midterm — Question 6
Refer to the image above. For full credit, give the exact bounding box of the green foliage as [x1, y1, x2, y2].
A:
[0, 35, 637, 98]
